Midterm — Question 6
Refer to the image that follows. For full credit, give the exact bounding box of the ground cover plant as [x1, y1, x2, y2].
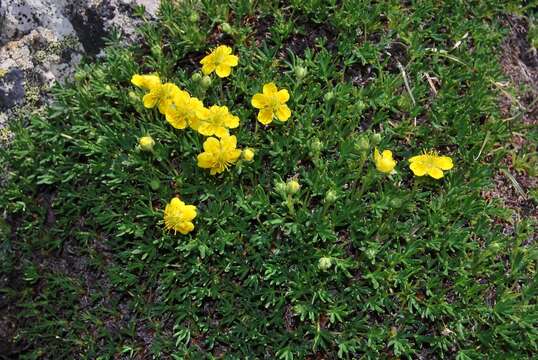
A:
[1, 0, 537, 358]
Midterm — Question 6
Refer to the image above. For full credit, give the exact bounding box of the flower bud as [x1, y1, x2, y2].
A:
[275, 182, 287, 195]
[151, 45, 162, 57]
[221, 22, 233, 34]
[286, 180, 301, 194]
[318, 257, 332, 271]
[200, 75, 212, 88]
[310, 138, 322, 154]
[242, 148, 254, 162]
[294, 66, 308, 80]
[128, 91, 140, 104]
[354, 135, 369, 152]
[139, 136, 155, 152]
[371, 133, 382, 146]
[150, 179, 160, 191]
[189, 12, 199, 23]
[191, 72, 202, 82]
[324, 91, 335, 102]
[324, 190, 337, 204]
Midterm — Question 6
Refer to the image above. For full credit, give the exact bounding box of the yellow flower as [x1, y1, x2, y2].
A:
[251, 82, 291, 125]
[192, 105, 240, 138]
[200, 45, 239, 78]
[197, 135, 242, 175]
[374, 148, 397, 173]
[138, 135, 155, 152]
[164, 91, 205, 130]
[131, 74, 180, 113]
[409, 151, 454, 179]
[163, 197, 197, 235]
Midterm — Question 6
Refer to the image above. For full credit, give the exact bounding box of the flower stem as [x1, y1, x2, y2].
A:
[286, 194, 295, 215]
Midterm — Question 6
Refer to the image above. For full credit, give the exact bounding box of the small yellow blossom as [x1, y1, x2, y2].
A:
[409, 151, 454, 179]
[191, 105, 240, 138]
[164, 91, 205, 129]
[197, 135, 242, 175]
[200, 45, 239, 78]
[139, 135, 155, 152]
[374, 148, 397, 173]
[131, 74, 180, 113]
[251, 82, 291, 125]
[163, 197, 197, 235]
[242, 148, 255, 161]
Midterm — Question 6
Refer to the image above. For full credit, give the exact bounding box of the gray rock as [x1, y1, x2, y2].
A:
[0, 0, 159, 147]
[0, 68, 25, 110]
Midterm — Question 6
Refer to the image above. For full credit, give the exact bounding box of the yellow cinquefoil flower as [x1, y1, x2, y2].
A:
[131, 74, 180, 113]
[164, 90, 205, 130]
[374, 148, 397, 173]
[197, 135, 242, 175]
[251, 82, 291, 125]
[200, 45, 239, 78]
[409, 151, 454, 179]
[163, 197, 197, 235]
[192, 105, 240, 138]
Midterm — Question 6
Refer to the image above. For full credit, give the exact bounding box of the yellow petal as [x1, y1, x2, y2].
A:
[131, 74, 160, 90]
[428, 167, 444, 179]
[197, 152, 215, 168]
[225, 115, 240, 129]
[434, 156, 453, 170]
[219, 45, 232, 55]
[275, 104, 291, 121]
[382, 150, 393, 160]
[201, 63, 215, 75]
[177, 221, 194, 235]
[374, 148, 382, 162]
[198, 123, 215, 136]
[223, 54, 239, 66]
[215, 64, 232, 78]
[409, 162, 427, 176]
[214, 127, 230, 139]
[263, 82, 278, 95]
[200, 53, 212, 65]
[182, 205, 197, 221]
[409, 154, 427, 163]
[227, 149, 242, 162]
[171, 198, 184, 208]
[221, 135, 237, 149]
[251, 94, 267, 109]
[258, 108, 274, 125]
[142, 92, 158, 108]
[203, 137, 220, 153]
[165, 110, 187, 129]
[277, 89, 290, 103]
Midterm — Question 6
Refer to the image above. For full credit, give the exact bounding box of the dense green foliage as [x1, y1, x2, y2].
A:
[1, 0, 536, 358]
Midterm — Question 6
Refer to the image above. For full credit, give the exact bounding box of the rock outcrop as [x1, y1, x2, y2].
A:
[0, 0, 158, 144]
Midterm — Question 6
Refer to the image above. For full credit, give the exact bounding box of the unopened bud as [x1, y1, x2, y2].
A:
[200, 75, 212, 88]
[318, 257, 332, 271]
[286, 180, 301, 194]
[294, 66, 308, 80]
[371, 133, 382, 146]
[139, 136, 155, 152]
[242, 148, 254, 162]
[221, 22, 233, 34]
[354, 136, 370, 152]
[324, 190, 337, 204]
[324, 91, 335, 102]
